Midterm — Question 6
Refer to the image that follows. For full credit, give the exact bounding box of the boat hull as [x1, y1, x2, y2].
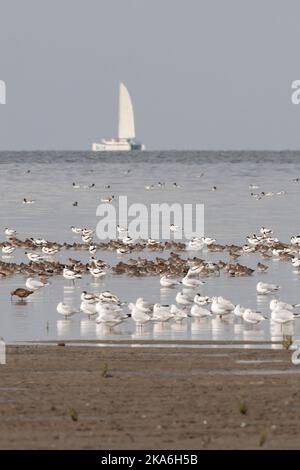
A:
[92, 139, 145, 152]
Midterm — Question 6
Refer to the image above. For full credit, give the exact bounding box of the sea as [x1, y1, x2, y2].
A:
[1, 150, 300, 346]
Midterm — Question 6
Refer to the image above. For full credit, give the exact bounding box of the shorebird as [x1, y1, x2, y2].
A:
[89, 245, 97, 255]
[57, 302, 78, 319]
[11, 288, 33, 301]
[257, 262, 268, 272]
[101, 195, 114, 203]
[23, 198, 36, 204]
[117, 225, 128, 234]
[2, 245, 16, 255]
[88, 267, 106, 279]
[71, 226, 84, 234]
[123, 235, 134, 245]
[256, 281, 280, 295]
[80, 291, 99, 304]
[25, 252, 44, 263]
[42, 246, 59, 255]
[170, 224, 180, 232]
[260, 227, 273, 236]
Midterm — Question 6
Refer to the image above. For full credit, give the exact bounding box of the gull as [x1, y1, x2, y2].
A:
[56, 302, 78, 319]
[242, 309, 267, 324]
[152, 304, 174, 322]
[81, 291, 99, 304]
[187, 238, 204, 251]
[182, 275, 205, 288]
[160, 275, 181, 288]
[170, 224, 180, 232]
[135, 297, 153, 314]
[190, 304, 213, 318]
[201, 237, 216, 246]
[25, 277, 47, 291]
[270, 299, 300, 312]
[211, 296, 235, 317]
[193, 294, 211, 306]
[260, 227, 273, 236]
[116, 247, 131, 254]
[256, 281, 280, 295]
[72, 182, 81, 189]
[234, 304, 245, 318]
[176, 291, 194, 306]
[71, 226, 84, 234]
[249, 184, 259, 189]
[25, 252, 44, 262]
[96, 304, 126, 327]
[80, 301, 97, 318]
[63, 267, 82, 283]
[101, 195, 114, 203]
[271, 309, 297, 324]
[170, 305, 188, 322]
[23, 198, 36, 204]
[128, 303, 151, 326]
[4, 228, 17, 238]
[88, 267, 106, 279]
[2, 245, 16, 255]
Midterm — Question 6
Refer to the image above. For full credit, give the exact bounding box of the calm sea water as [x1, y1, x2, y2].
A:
[1, 150, 300, 345]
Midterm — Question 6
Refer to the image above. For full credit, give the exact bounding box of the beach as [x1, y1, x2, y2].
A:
[0, 343, 300, 449]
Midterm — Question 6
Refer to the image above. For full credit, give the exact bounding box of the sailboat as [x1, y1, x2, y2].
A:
[92, 82, 145, 151]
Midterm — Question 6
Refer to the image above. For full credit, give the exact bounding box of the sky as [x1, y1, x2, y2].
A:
[0, 0, 300, 150]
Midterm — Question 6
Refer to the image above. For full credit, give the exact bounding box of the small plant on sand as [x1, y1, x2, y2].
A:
[102, 363, 110, 378]
[68, 407, 78, 422]
[282, 335, 293, 350]
[258, 431, 267, 447]
[239, 398, 248, 415]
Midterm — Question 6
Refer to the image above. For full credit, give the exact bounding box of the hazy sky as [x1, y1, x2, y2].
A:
[0, 0, 300, 150]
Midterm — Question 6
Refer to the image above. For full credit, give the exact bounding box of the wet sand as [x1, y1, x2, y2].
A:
[1, 344, 300, 449]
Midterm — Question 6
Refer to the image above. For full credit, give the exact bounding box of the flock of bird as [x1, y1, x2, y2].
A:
[3, 224, 300, 331]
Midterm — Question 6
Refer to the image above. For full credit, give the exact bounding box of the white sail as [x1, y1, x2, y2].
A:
[118, 82, 135, 140]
